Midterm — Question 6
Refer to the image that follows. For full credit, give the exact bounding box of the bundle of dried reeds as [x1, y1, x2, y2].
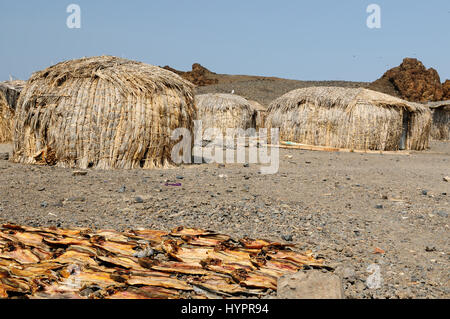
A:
[428, 101, 450, 140]
[248, 100, 267, 130]
[12, 56, 196, 169]
[266, 87, 431, 151]
[0, 81, 25, 143]
[195, 93, 257, 139]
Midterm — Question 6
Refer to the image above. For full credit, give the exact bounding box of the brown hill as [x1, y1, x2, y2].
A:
[369, 58, 444, 102]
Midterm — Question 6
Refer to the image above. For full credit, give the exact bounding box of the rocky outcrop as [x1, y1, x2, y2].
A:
[442, 80, 450, 100]
[370, 58, 444, 102]
[163, 63, 218, 87]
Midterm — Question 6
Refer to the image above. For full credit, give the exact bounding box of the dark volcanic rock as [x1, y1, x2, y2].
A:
[442, 80, 450, 100]
[370, 58, 444, 102]
[162, 63, 218, 87]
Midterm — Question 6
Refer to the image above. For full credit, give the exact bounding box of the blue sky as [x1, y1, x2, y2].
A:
[0, 0, 449, 82]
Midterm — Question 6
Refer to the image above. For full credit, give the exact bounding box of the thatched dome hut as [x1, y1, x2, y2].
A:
[266, 87, 432, 151]
[427, 100, 450, 140]
[13, 56, 196, 169]
[248, 100, 267, 130]
[195, 93, 257, 138]
[0, 81, 25, 143]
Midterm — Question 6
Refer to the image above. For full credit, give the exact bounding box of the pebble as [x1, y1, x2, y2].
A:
[67, 197, 86, 202]
[375, 204, 384, 209]
[176, 176, 184, 180]
[0, 153, 9, 160]
[434, 210, 448, 218]
[421, 190, 428, 196]
[243, 163, 250, 168]
[134, 197, 144, 204]
[40, 202, 48, 208]
[118, 186, 126, 193]
[282, 234, 293, 242]
[72, 171, 88, 176]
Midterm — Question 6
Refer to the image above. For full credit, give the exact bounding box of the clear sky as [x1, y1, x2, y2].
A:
[1, 0, 449, 82]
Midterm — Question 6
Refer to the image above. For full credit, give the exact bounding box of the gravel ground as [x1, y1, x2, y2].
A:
[0, 142, 449, 299]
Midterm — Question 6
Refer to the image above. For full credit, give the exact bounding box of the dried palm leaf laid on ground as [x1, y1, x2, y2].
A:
[0, 224, 328, 299]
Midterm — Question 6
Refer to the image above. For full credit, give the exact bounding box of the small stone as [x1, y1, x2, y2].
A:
[375, 204, 384, 209]
[53, 201, 64, 208]
[72, 170, 88, 176]
[40, 202, 48, 208]
[282, 234, 293, 242]
[443, 176, 449, 182]
[434, 210, 448, 218]
[37, 187, 46, 192]
[176, 176, 184, 180]
[421, 190, 428, 196]
[133, 247, 154, 258]
[243, 163, 250, 168]
[334, 265, 356, 282]
[277, 270, 344, 299]
[134, 197, 144, 204]
[118, 186, 126, 193]
[425, 246, 436, 252]
[0, 153, 9, 160]
[217, 164, 225, 168]
[67, 197, 86, 202]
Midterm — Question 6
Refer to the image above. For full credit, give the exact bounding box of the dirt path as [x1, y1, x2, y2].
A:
[0, 142, 449, 298]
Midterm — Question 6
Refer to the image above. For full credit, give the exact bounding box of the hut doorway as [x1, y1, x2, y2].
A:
[399, 110, 411, 150]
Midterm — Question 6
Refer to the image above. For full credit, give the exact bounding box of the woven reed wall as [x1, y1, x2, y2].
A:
[13, 56, 196, 169]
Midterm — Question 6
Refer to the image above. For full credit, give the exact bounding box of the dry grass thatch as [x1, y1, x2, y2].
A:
[248, 100, 267, 130]
[266, 87, 432, 151]
[195, 93, 257, 138]
[13, 56, 196, 169]
[427, 100, 450, 140]
[0, 81, 25, 143]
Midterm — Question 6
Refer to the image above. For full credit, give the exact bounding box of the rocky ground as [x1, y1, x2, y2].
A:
[0, 142, 449, 299]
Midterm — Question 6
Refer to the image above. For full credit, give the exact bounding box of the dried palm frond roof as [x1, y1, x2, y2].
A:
[0, 80, 25, 109]
[427, 100, 450, 110]
[196, 93, 255, 112]
[13, 56, 197, 169]
[25, 55, 194, 97]
[0, 80, 26, 91]
[267, 87, 428, 113]
[248, 100, 267, 111]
